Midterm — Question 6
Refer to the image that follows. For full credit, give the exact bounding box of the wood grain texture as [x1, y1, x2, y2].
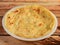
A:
[0, 2, 60, 9]
[51, 36, 60, 41]
[0, 2, 60, 6]
[15, 0, 39, 2]
[54, 29, 60, 36]
[58, 18, 60, 26]
[0, 26, 7, 36]
[0, 0, 60, 2]
[0, 36, 60, 45]
[0, 0, 14, 2]
[0, 0, 60, 45]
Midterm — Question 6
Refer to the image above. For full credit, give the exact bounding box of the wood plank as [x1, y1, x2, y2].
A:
[51, 10, 60, 14]
[39, 0, 60, 2]
[15, 0, 57, 2]
[0, 26, 7, 35]
[44, 6, 60, 11]
[53, 29, 60, 36]
[58, 18, 60, 26]
[51, 36, 60, 41]
[0, 9, 60, 17]
[0, 3, 60, 10]
[0, 16, 2, 27]
[0, 0, 14, 2]
[0, 0, 60, 2]
[15, 0, 40, 2]
[0, 9, 8, 16]
[0, 16, 8, 35]
[0, 2, 60, 10]
[0, 36, 60, 45]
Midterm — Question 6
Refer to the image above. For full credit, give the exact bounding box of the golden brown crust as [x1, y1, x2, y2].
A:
[4, 4, 55, 38]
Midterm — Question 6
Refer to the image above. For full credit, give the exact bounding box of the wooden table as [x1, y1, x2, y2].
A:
[0, 0, 60, 45]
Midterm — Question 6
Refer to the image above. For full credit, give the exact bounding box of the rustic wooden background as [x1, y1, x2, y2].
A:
[0, 0, 60, 45]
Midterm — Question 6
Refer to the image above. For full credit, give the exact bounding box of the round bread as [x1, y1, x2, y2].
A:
[4, 4, 55, 38]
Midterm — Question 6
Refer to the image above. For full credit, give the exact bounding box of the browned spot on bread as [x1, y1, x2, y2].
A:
[36, 16, 39, 18]
[10, 23, 13, 25]
[8, 16, 10, 18]
[20, 20, 22, 22]
[43, 16, 45, 18]
[27, 30, 30, 32]
[33, 8, 40, 14]
[38, 23, 42, 26]
[36, 9, 40, 14]
[14, 10, 18, 13]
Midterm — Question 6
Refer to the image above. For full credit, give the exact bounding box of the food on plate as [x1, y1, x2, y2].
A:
[4, 4, 55, 38]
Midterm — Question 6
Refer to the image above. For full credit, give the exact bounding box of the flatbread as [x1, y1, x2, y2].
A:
[4, 4, 55, 38]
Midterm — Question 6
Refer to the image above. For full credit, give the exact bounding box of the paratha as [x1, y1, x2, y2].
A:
[4, 4, 55, 38]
